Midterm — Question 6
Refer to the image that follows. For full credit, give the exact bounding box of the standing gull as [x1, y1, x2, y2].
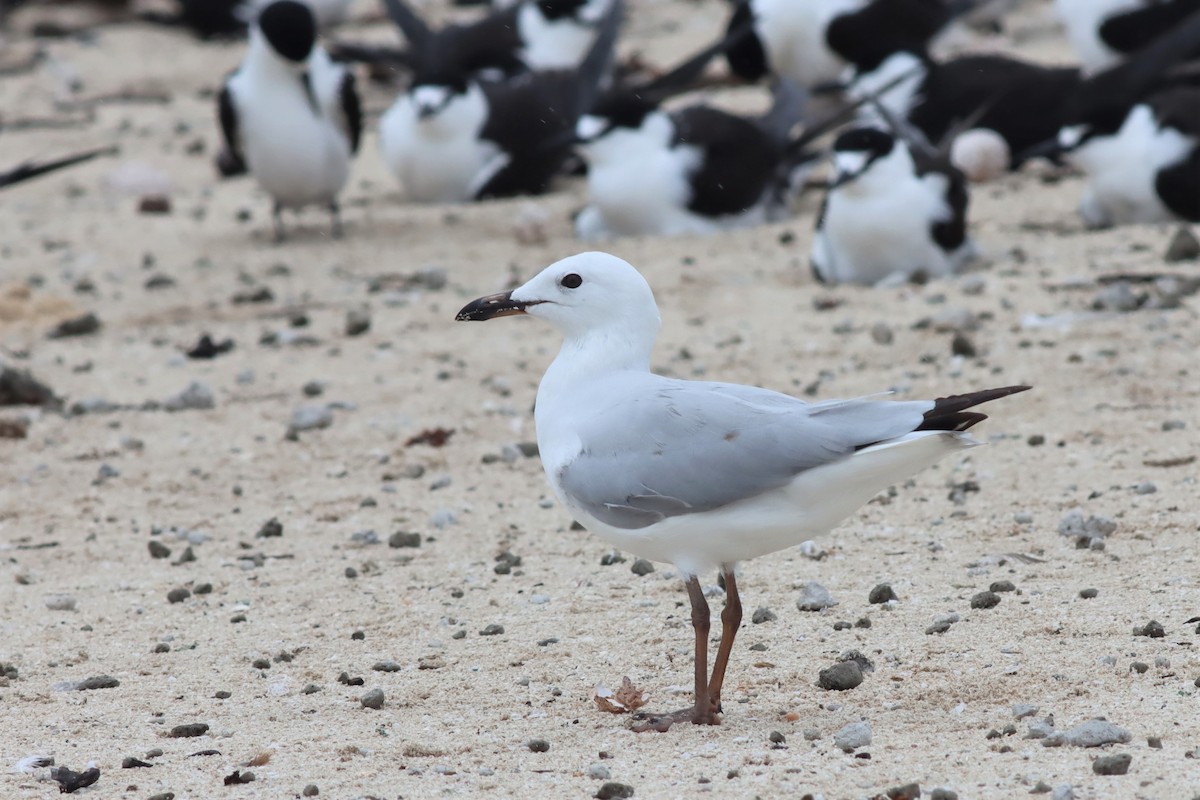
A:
[457, 252, 1028, 731]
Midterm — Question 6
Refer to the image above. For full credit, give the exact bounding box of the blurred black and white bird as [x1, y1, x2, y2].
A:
[1056, 85, 1199, 226]
[811, 126, 974, 285]
[375, 0, 616, 80]
[218, 0, 362, 239]
[849, 5, 1200, 174]
[144, 0, 355, 39]
[1056, 0, 1200, 72]
[722, 0, 972, 88]
[377, 0, 620, 203]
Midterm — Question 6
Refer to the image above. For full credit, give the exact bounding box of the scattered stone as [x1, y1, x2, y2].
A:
[818, 661, 863, 691]
[232, 286, 273, 304]
[1133, 481, 1156, 495]
[139, 194, 171, 214]
[1046, 718, 1131, 748]
[595, 782, 634, 800]
[77, 675, 119, 690]
[527, 739, 550, 753]
[929, 790, 958, 800]
[751, 607, 776, 624]
[1079, 588, 1098, 599]
[430, 508, 457, 528]
[122, 757, 152, 768]
[1164, 226, 1200, 262]
[480, 624, 505, 636]
[600, 551, 625, 566]
[1059, 510, 1118, 548]
[1092, 753, 1132, 775]
[360, 688, 385, 709]
[372, 661, 401, 673]
[215, 690, 232, 698]
[1013, 704, 1039, 719]
[389, 531, 421, 548]
[164, 381, 215, 412]
[302, 785, 319, 796]
[1133, 620, 1165, 638]
[989, 580, 1016, 593]
[887, 783, 921, 800]
[768, 730, 786, 745]
[587, 763, 611, 780]
[1014, 511, 1034, 524]
[839, 649, 875, 673]
[338, 672, 364, 686]
[0, 363, 61, 408]
[167, 587, 190, 604]
[834, 720, 872, 752]
[148, 540, 172, 559]
[1130, 662, 1149, 674]
[45, 594, 77, 611]
[169, 723, 209, 738]
[224, 769, 255, 785]
[345, 308, 371, 337]
[797, 581, 837, 611]
[1092, 281, 1144, 312]
[47, 312, 101, 339]
[185, 335, 233, 359]
[971, 590, 1001, 609]
[870, 322, 893, 345]
[630, 558, 654, 576]
[926, 612, 959, 635]
[868, 583, 897, 604]
[287, 404, 332, 435]
[951, 331, 977, 357]
[1148, 736, 1163, 749]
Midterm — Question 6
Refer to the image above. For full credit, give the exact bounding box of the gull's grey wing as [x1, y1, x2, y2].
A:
[557, 379, 932, 530]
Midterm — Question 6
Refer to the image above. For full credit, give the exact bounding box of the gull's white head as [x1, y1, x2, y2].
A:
[456, 252, 661, 342]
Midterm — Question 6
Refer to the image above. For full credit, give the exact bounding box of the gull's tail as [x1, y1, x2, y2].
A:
[916, 385, 1031, 432]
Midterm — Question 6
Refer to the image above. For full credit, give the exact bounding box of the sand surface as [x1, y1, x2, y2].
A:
[2, 1, 1199, 798]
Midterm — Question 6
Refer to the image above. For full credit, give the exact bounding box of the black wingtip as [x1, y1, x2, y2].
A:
[917, 385, 1031, 432]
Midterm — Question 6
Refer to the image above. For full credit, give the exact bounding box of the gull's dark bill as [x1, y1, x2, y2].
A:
[455, 291, 528, 321]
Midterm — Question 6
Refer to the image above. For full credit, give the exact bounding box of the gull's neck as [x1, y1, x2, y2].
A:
[536, 324, 655, 415]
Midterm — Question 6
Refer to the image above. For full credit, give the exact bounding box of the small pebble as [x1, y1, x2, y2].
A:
[1079, 588, 1098, 599]
[77, 675, 119, 690]
[360, 688, 385, 709]
[751, 607, 776, 624]
[630, 558, 654, 576]
[169, 723, 209, 738]
[345, 308, 371, 337]
[215, 690, 232, 699]
[600, 551, 626, 566]
[1148, 736, 1163, 749]
[1133, 481, 1156, 495]
[989, 580, 1016, 593]
[587, 763, 611, 780]
[164, 380, 215, 412]
[1130, 662, 1149, 674]
[595, 782, 634, 800]
[1092, 753, 1132, 775]
[929, 790, 958, 800]
[818, 661, 863, 691]
[480, 624, 505, 636]
[887, 783, 921, 800]
[1133, 620, 1165, 638]
[389, 531, 422, 549]
[373, 661, 401, 673]
[45, 594, 77, 611]
[1164, 226, 1200, 262]
[527, 738, 550, 753]
[970, 590, 1001, 609]
[302, 785, 319, 797]
[1013, 704, 1038, 719]
[288, 404, 333, 435]
[256, 518, 283, 538]
[797, 581, 837, 611]
[148, 541, 172, 559]
[868, 583, 897, 604]
[833, 720, 872, 751]
[870, 322, 893, 345]
[167, 588, 191, 604]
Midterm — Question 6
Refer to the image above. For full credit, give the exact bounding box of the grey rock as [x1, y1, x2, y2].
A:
[479, 624, 505, 636]
[839, 649, 875, 673]
[345, 308, 371, 337]
[630, 558, 655, 576]
[1133, 481, 1157, 495]
[1013, 703, 1039, 719]
[751, 607, 776, 624]
[430, 508, 457, 528]
[1047, 718, 1131, 748]
[372, 661, 401, 673]
[587, 763, 611, 780]
[1164, 226, 1200, 262]
[148, 540, 172, 559]
[1025, 716, 1056, 739]
[870, 322, 893, 345]
[0, 362, 61, 408]
[797, 581, 837, 611]
[44, 594, 77, 611]
[1134, 620, 1165, 638]
[48, 312, 101, 339]
[388, 531, 421, 548]
[69, 396, 119, 415]
[1058, 509, 1117, 548]
[1092, 753, 1131, 775]
[77, 675, 119, 690]
[595, 782, 634, 800]
[301, 380, 325, 397]
[164, 381, 215, 412]
[971, 590, 1001, 609]
[288, 404, 332, 434]
[929, 790, 959, 800]
[868, 583, 898, 604]
[360, 688, 385, 709]
[1092, 281, 1143, 312]
[818, 661, 863, 691]
[1079, 588, 1099, 599]
[1013, 511, 1033, 524]
[833, 720, 872, 751]
[526, 738, 550, 753]
[1050, 785, 1075, 800]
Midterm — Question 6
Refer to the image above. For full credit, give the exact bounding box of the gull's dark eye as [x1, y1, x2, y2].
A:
[561, 273, 582, 289]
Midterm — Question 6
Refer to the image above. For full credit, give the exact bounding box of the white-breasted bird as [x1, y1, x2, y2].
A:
[456, 251, 1028, 730]
[811, 126, 974, 285]
[218, 0, 362, 239]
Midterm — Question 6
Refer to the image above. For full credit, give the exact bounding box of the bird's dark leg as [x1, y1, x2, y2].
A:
[706, 566, 742, 715]
[272, 201, 286, 243]
[329, 201, 343, 239]
[632, 576, 718, 732]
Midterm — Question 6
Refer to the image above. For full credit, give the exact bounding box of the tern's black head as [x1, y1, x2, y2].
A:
[259, 0, 316, 63]
[580, 91, 657, 139]
[723, 1, 768, 81]
[834, 126, 896, 158]
[538, 0, 590, 21]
